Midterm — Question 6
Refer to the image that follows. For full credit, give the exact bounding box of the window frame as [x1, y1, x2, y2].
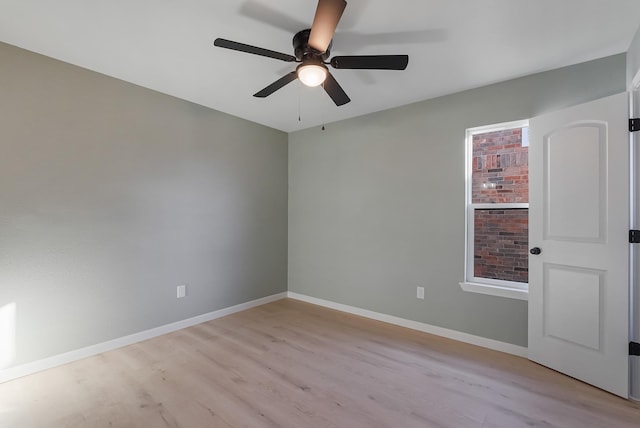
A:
[460, 120, 530, 301]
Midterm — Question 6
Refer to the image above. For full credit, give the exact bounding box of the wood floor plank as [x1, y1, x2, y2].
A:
[1, 298, 639, 427]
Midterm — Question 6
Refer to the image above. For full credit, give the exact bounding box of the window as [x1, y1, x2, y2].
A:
[460, 120, 529, 300]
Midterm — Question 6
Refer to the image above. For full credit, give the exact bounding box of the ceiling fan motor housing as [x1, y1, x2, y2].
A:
[293, 29, 331, 62]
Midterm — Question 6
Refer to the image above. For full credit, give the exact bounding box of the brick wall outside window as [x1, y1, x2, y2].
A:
[474, 208, 528, 283]
[471, 128, 529, 284]
[472, 129, 528, 204]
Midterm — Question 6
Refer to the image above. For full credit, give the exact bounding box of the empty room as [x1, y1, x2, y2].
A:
[2, 1, 640, 427]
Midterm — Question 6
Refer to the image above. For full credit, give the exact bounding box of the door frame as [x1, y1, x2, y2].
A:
[630, 71, 640, 400]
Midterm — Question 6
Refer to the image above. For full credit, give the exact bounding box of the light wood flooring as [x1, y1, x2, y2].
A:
[1, 298, 639, 427]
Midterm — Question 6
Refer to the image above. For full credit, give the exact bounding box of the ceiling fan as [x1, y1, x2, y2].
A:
[214, 0, 409, 106]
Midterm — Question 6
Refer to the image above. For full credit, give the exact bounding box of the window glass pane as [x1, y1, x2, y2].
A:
[474, 208, 528, 283]
[472, 128, 528, 203]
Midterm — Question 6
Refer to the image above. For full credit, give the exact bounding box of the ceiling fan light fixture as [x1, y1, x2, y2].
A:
[297, 63, 328, 87]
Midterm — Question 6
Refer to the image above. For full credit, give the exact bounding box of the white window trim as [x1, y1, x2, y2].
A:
[460, 120, 529, 301]
[459, 281, 529, 300]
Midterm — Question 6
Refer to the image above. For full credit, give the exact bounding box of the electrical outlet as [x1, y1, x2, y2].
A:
[177, 284, 186, 299]
[417, 286, 425, 300]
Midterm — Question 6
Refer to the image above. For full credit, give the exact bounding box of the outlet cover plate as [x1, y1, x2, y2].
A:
[177, 284, 186, 299]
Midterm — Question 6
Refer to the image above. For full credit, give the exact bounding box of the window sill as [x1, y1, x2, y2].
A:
[459, 282, 528, 301]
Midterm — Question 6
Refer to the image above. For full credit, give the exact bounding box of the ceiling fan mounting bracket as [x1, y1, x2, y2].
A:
[293, 29, 331, 62]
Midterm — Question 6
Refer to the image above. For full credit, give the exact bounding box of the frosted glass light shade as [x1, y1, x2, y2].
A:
[297, 64, 327, 87]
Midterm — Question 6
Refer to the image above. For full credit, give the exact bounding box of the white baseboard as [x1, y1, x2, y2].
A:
[287, 292, 528, 358]
[0, 292, 287, 384]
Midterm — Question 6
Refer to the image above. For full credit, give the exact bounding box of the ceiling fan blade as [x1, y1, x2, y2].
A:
[330, 55, 409, 70]
[214, 38, 296, 62]
[253, 72, 298, 98]
[308, 0, 347, 53]
[323, 72, 350, 106]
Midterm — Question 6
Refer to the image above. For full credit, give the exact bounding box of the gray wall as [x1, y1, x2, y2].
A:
[288, 54, 626, 347]
[628, 24, 640, 87]
[0, 42, 288, 366]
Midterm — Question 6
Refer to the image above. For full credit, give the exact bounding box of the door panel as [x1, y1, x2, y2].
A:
[529, 92, 629, 398]
[544, 124, 606, 242]
[543, 264, 603, 351]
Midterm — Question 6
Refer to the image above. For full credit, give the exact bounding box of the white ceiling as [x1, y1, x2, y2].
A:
[1, 0, 639, 132]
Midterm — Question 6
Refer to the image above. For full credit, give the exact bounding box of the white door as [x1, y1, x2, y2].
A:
[528, 92, 629, 398]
